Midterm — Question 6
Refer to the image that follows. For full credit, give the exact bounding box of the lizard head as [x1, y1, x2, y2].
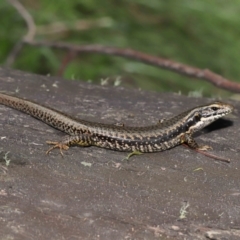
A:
[185, 102, 233, 132]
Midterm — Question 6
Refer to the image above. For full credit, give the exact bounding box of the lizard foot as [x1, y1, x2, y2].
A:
[123, 150, 142, 161]
[46, 141, 69, 156]
[197, 145, 213, 151]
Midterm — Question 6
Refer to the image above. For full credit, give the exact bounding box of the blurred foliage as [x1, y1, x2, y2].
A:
[1, 0, 240, 97]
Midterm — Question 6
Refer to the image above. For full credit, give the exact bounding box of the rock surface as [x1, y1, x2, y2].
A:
[0, 68, 239, 239]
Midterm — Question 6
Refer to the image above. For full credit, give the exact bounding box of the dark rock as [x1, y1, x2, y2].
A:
[0, 68, 238, 239]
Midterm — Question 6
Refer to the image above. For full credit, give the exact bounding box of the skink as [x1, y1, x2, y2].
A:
[0, 92, 233, 154]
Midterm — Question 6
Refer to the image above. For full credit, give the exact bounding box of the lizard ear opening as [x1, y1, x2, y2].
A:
[194, 113, 201, 122]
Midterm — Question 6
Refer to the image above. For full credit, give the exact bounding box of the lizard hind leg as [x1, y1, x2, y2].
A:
[46, 134, 92, 156]
[46, 141, 69, 156]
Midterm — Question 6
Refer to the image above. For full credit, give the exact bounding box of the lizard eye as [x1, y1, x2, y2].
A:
[211, 107, 218, 111]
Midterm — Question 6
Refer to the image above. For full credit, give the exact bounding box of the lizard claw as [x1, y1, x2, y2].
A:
[46, 141, 69, 156]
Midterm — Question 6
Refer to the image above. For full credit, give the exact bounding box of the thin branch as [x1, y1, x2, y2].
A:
[183, 144, 230, 163]
[57, 51, 77, 76]
[4, 41, 24, 67]
[6, 0, 36, 66]
[7, 0, 36, 41]
[194, 149, 230, 163]
[24, 40, 240, 93]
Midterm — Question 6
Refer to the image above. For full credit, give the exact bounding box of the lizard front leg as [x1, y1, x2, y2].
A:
[181, 133, 212, 151]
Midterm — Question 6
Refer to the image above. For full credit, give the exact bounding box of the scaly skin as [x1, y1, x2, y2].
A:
[0, 93, 233, 154]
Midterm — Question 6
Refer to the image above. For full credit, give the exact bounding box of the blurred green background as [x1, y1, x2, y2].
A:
[1, 0, 240, 97]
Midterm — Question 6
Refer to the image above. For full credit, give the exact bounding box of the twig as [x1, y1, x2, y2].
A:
[6, 0, 36, 66]
[183, 144, 230, 163]
[57, 51, 77, 76]
[23, 41, 240, 93]
[4, 41, 24, 67]
[194, 148, 230, 163]
[7, 0, 36, 41]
